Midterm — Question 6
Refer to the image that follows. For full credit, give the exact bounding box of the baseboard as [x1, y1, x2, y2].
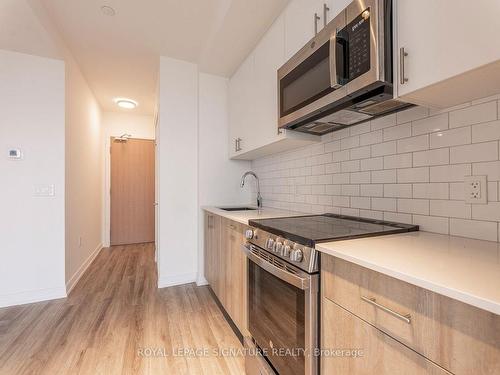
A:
[66, 243, 103, 294]
[196, 276, 208, 286]
[158, 272, 197, 288]
[0, 286, 67, 308]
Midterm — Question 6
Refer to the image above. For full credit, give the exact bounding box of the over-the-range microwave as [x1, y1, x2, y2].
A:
[278, 0, 412, 135]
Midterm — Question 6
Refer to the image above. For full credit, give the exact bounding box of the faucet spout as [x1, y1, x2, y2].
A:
[240, 171, 262, 208]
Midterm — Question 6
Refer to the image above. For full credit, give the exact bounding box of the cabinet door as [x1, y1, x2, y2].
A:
[204, 213, 221, 296]
[222, 219, 248, 335]
[321, 298, 451, 375]
[396, 0, 500, 100]
[325, 0, 351, 23]
[254, 15, 286, 147]
[284, 0, 324, 60]
[228, 53, 255, 158]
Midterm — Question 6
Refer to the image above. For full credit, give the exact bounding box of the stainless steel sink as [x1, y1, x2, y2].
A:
[218, 207, 257, 211]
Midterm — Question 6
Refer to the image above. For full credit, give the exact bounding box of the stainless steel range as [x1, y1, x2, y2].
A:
[242, 214, 418, 375]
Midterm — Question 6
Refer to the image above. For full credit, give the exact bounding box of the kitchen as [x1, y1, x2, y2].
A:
[1, 0, 500, 374]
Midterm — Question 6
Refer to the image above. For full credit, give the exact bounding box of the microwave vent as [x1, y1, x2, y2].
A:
[359, 99, 410, 115]
[304, 122, 336, 134]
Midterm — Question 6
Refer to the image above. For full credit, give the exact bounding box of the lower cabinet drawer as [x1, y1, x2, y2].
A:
[321, 297, 451, 375]
[322, 255, 500, 375]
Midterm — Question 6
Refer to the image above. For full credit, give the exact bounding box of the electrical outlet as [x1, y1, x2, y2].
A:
[464, 175, 487, 204]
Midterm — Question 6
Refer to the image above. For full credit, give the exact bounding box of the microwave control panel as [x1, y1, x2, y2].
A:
[338, 8, 371, 82]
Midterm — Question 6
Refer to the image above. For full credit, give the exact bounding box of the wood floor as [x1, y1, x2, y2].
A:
[0, 244, 245, 375]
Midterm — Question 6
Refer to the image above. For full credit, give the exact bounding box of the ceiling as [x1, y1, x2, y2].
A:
[29, 0, 289, 115]
[0, 1, 62, 61]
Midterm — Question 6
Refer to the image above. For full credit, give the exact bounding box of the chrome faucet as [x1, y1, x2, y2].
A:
[241, 171, 262, 208]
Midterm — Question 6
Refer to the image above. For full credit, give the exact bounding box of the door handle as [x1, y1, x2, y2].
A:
[361, 296, 411, 324]
[323, 3, 329, 27]
[314, 13, 321, 34]
[241, 244, 312, 290]
[329, 32, 343, 89]
[399, 47, 409, 84]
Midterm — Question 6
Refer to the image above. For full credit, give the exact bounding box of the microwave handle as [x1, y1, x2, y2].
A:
[329, 33, 342, 89]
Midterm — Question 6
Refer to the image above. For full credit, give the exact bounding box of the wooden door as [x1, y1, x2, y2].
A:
[111, 138, 155, 245]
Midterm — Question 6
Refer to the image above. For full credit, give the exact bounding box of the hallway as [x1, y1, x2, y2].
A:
[0, 244, 245, 375]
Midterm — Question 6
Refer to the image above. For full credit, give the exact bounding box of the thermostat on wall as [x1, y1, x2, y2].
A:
[8, 149, 22, 160]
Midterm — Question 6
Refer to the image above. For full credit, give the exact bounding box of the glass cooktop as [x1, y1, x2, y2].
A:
[249, 214, 419, 247]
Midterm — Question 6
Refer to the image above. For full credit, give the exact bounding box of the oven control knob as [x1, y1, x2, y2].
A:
[266, 238, 275, 250]
[290, 248, 303, 262]
[274, 241, 283, 253]
[245, 229, 254, 239]
[281, 245, 291, 257]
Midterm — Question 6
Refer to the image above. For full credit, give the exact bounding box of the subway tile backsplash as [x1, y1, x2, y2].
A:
[252, 96, 500, 242]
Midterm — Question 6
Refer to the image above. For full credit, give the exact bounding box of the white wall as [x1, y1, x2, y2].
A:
[65, 56, 103, 293]
[0, 49, 66, 307]
[2, 1, 106, 298]
[102, 112, 155, 247]
[157, 57, 199, 287]
[197, 73, 251, 284]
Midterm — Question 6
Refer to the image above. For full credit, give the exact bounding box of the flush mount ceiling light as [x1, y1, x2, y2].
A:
[114, 98, 138, 109]
[101, 5, 116, 16]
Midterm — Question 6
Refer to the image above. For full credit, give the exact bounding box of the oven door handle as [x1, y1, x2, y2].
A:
[241, 244, 311, 290]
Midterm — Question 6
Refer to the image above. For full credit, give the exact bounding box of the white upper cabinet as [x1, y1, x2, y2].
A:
[396, 0, 500, 108]
[228, 7, 320, 160]
[284, 0, 324, 60]
[254, 15, 285, 147]
[324, 0, 352, 23]
[228, 53, 255, 159]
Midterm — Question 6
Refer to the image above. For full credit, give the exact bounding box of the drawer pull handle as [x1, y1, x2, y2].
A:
[361, 296, 411, 324]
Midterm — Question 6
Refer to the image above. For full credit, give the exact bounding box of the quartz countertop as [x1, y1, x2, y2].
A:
[202, 205, 307, 225]
[316, 231, 500, 315]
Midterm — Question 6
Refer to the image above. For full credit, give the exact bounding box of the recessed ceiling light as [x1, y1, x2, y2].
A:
[101, 5, 116, 16]
[114, 98, 138, 109]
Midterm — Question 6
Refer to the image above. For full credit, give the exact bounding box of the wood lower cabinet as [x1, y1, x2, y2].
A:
[204, 212, 248, 336]
[204, 212, 222, 298]
[221, 218, 248, 336]
[321, 255, 500, 375]
[322, 298, 451, 375]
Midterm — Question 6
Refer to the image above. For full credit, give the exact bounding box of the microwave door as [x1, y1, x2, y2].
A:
[278, 10, 347, 129]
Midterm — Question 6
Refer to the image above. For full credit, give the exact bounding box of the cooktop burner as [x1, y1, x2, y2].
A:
[249, 214, 419, 247]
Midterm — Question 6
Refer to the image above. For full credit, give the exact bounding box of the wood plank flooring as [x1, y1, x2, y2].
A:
[0, 244, 245, 375]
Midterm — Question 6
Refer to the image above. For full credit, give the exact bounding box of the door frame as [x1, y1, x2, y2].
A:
[103, 136, 155, 247]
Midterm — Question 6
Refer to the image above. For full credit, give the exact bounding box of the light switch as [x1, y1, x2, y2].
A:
[33, 184, 55, 197]
[8, 149, 22, 160]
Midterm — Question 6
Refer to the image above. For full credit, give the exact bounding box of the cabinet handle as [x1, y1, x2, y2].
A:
[207, 215, 213, 229]
[361, 296, 411, 324]
[399, 47, 409, 84]
[236, 137, 242, 151]
[314, 13, 321, 34]
[323, 3, 330, 27]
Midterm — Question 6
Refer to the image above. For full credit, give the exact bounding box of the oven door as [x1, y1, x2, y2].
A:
[243, 244, 319, 375]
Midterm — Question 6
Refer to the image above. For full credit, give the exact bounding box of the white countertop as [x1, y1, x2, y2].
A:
[316, 231, 500, 315]
[202, 205, 306, 225]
